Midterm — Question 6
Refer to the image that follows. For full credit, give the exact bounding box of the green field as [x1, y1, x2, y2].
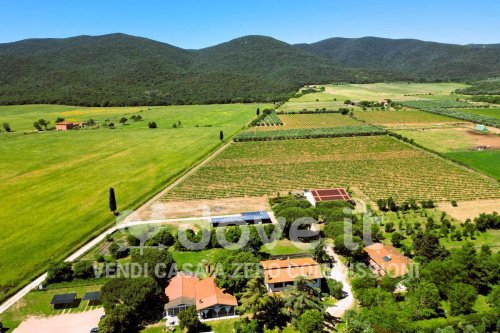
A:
[447, 151, 500, 180]
[353, 109, 458, 126]
[453, 107, 500, 119]
[163, 136, 500, 202]
[0, 103, 264, 303]
[255, 113, 362, 130]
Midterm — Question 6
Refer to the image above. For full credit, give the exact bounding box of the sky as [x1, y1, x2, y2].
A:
[1, 0, 499, 48]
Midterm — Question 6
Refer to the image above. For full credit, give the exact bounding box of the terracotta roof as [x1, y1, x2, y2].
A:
[364, 243, 411, 278]
[261, 258, 324, 284]
[56, 121, 75, 125]
[165, 274, 237, 311]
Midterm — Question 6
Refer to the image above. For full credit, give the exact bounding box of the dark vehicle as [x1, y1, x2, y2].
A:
[90, 328, 98, 333]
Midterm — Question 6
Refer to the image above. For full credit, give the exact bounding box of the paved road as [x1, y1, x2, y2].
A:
[325, 246, 355, 318]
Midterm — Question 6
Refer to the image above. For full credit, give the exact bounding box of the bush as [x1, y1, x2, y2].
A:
[297, 309, 324, 333]
[73, 261, 95, 279]
[148, 121, 157, 128]
[46, 261, 73, 284]
[327, 279, 344, 299]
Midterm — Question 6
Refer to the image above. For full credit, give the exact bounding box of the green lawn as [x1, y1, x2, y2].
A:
[0, 284, 103, 331]
[0, 103, 265, 303]
[447, 150, 500, 180]
[171, 249, 227, 273]
[260, 239, 314, 256]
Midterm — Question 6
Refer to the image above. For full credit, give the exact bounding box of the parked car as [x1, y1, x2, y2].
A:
[90, 328, 98, 333]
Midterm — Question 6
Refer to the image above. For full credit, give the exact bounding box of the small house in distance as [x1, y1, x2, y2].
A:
[261, 257, 324, 294]
[304, 188, 351, 207]
[56, 121, 83, 131]
[364, 243, 411, 278]
[164, 274, 238, 320]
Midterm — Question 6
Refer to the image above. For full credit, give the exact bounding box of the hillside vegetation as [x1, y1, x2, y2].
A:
[1, 34, 500, 106]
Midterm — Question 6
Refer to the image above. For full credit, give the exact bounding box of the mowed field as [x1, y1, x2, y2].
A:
[162, 136, 500, 202]
[0, 103, 263, 302]
[352, 109, 460, 126]
[278, 82, 468, 111]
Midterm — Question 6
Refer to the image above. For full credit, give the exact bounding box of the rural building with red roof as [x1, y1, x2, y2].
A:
[164, 273, 238, 320]
[304, 188, 351, 206]
[364, 243, 411, 278]
[261, 257, 324, 294]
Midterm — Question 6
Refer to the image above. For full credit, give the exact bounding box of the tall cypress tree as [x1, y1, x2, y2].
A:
[256, 108, 260, 116]
[219, 130, 224, 141]
[109, 187, 117, 214]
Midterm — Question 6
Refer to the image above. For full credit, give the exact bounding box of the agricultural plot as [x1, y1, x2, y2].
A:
[279, 82, 468, 112]
[234, 125, 385, 141]
[457, 107, 500, 120]
[163, 136, 500, 202]
[0, 103, 264, 303]
[401, 102, 499, 127]
[255, 113, 362, 130]
[353, 110, 459, 126]
[396, 128, 500, 179]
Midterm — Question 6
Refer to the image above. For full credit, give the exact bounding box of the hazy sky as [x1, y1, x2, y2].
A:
[1, 0, 499, 48]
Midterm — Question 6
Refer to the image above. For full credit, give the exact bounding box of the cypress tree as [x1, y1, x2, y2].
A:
[109, 187, 117, 214]
[256, 108, 260, 116]
[219, 130, 224, 141]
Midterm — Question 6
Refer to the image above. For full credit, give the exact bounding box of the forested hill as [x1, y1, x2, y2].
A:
[296, 37, 500, 80]
[0, 34, 499, 106]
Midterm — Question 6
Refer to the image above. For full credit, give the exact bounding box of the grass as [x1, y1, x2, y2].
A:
[0, 103, 266, 303]
[447, 151, 500, 180]
[457, 107, 500, 119]
[163, 136, 500, 203]
[275, 113, 362, 129]
[0, 284, 103, 331]
[260, 239, 314, 256]
[171, 249, 226, 273]
[353, 110, 458, 126]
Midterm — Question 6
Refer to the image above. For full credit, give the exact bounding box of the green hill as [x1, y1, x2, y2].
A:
[1, 34, 499, 106]
[296, 37, 500, 80]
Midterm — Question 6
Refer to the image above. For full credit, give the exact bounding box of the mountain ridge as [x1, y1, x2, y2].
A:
[1, 33, 499, 106]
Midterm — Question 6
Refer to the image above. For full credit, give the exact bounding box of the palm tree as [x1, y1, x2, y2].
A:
[283, 277, 323, 322]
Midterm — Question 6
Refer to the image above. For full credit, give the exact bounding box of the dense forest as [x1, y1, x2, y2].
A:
[1, 34, 499, 106]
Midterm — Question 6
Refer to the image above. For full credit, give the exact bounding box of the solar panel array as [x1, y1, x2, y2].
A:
[311, 188, 351, 202]
[211, 211, 271, 226]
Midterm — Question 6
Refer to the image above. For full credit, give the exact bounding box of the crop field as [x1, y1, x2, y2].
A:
[255, 113, 362, 130]
[235, 125, 385, 141]
[395, 127, 500, 179]
[457, 107, 500, 119]
[163, 136, 500, 202]
[353, 109, 459, 126]
[0, 103, 264, 303]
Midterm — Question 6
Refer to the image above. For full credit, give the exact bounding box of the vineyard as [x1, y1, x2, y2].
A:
[255, 110, 283, 126]
[253, 113, 362, 131]
[162, 136, 500, 202]
[234, 125, 386, 141]
[401, 102, 500, 128]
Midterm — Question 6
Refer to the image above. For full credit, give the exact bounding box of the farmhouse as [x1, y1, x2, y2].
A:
[55, 121, 82, 131]
[210, 211, 271, 227]
[304, 188, 351, 206]
[261, 257, 323, 294]
[164, 274, 238, 320]
[364, 243, 411, 278]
